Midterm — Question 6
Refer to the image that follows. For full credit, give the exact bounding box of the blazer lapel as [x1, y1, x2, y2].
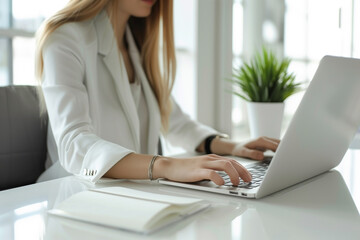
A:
[126, 26, 161, 154]
[94, 11, 140, 152]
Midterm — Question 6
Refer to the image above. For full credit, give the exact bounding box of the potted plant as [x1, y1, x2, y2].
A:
[230, 48, 301, 138]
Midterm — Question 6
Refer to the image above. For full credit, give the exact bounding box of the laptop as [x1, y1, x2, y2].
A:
[159, 55, 360, 199]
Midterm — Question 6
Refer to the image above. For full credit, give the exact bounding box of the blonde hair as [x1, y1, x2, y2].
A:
[35, 0, 176, 131]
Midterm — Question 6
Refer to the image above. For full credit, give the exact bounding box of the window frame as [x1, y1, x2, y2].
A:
[196, 0, 233, 136]
[0, 0, 37, 85]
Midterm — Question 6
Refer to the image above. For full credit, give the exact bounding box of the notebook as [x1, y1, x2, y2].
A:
[159, 55, 360, 199]
[48, 187, 210, 234]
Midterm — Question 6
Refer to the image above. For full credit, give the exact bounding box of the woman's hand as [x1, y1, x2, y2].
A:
[231, 137, 280, 160]
[154, 154, 252, 186]
[106, 136, 279, 186]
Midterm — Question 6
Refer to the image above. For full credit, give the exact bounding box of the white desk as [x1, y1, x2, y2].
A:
[1, 150, 360, 240]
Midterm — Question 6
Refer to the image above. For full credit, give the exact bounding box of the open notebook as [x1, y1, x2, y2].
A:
[48, 187, 210, 234]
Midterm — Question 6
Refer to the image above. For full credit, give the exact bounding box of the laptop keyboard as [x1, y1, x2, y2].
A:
[218, 161, 270, 189]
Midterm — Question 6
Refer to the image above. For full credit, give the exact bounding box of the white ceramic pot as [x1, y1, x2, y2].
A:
[246, 102, 285, 139]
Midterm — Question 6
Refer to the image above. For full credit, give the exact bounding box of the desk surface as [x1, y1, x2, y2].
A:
[1, 150, 360, 240]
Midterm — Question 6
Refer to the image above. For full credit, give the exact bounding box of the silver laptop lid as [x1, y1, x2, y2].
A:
[257, 55, 360, 198]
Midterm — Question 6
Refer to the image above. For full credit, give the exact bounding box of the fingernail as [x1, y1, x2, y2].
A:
[246, 173, 252, 182]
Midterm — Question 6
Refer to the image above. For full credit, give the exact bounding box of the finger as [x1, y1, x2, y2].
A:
[203, 160, 240, 185]
[240, 148, 265, 161]
[229, 159, 252, 182]
[218, 157, 252, 182]
[197, 169, 224, 185]
[263, 136, 281, 144]
[203, 154, 222, 160]
[254, 147, 267, 152]
[246, 137, 278, 152]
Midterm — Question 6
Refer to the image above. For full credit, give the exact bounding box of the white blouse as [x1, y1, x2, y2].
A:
[130, 77, 149, 154]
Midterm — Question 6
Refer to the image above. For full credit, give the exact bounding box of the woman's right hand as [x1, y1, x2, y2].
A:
[153, 154, 252, 186]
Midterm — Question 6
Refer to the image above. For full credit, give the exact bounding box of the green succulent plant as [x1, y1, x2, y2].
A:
[230, 48, 301, 102]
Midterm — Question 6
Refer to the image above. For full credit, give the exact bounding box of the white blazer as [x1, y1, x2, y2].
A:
[40, 10, 218, 183]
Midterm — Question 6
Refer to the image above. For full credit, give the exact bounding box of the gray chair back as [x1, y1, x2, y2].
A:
[0, 86, 47, 190]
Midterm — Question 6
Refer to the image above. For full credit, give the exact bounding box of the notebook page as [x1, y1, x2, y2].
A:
[92, 186, 203, 205]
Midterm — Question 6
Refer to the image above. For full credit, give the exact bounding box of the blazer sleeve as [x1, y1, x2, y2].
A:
[42, 29, 133, 183]
[166, 97, 220, 152]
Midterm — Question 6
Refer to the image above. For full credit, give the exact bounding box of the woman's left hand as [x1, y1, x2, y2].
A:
[231, 136, 280, 160]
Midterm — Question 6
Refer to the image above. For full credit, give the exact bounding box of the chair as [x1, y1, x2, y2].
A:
[0, 85, 47, 190]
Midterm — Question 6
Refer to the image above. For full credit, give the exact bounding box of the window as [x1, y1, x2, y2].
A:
[0, 0, 11, 86]
[232, 0, 360, 140]
[0, 38, 10, 85]
[0, 0, 67, 86]
[172, 0, 197, 119]
[232, 0, 245, 140]
[163, 0, 198, 154]
[284, 0, 359, 129]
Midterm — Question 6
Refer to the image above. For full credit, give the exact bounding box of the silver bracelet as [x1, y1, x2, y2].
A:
[148, 155, 159, 180]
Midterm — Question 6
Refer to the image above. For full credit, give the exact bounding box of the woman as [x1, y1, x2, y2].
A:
[35, 0, 279, 185]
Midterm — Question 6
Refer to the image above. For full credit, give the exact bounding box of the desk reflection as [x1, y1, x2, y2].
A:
[251, 170, 360, 240]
